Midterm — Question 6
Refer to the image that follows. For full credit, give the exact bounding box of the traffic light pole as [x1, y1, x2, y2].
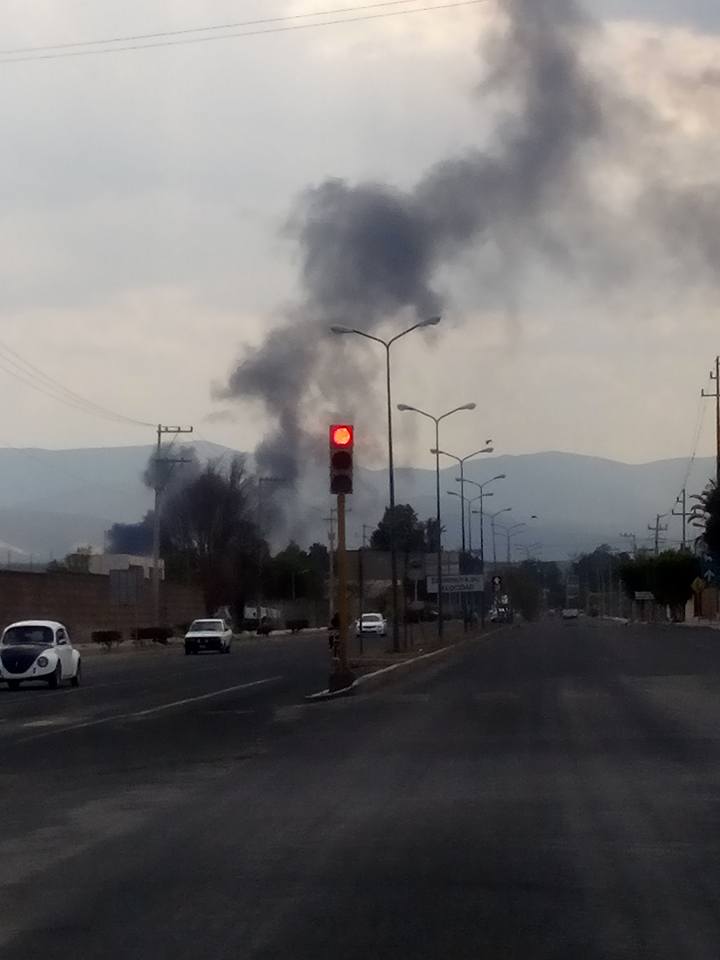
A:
[331, 493, 355, 691]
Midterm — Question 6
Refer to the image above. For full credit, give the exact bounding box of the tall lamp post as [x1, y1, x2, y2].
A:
[502, 523, 527, 563]
[465, 474, 506, 627]
[398, 402, 476, 638]
[449, 487, 493, 629]
[463, 474, 507, 566]
[331, 316, 441, 653]
[467, 494, 490, 555]
[432, 445, 494, 557]
[499, 516, 538, 563]
[488, 507, 513, 568]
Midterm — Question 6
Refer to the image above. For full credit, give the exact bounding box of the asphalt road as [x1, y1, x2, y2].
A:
[3, 619, 720, 958]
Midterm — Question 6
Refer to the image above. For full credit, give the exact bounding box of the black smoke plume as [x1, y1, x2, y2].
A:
[223, 0, 713, 483]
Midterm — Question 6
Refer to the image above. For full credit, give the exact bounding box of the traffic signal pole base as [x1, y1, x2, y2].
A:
[329, 668, 356, 693]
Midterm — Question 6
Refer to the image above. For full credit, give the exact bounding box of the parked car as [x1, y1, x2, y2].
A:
[562, 608, 580, 620]
[184, 619, 233, 655]
[0, 620, 81, 690]
[355, 613, 388, 638]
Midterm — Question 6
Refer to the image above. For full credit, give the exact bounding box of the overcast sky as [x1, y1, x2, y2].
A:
[1, 0, 719, 467]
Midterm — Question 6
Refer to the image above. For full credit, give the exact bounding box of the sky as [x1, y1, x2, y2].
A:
[1, 0, 720, 468]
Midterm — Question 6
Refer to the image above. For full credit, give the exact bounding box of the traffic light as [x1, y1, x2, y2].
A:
[329, 424, 354, 495]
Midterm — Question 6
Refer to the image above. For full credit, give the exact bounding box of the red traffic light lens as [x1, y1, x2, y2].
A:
[331, 425, 353, 447]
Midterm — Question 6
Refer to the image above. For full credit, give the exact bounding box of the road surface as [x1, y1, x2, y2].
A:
[2, 620, 720, 958]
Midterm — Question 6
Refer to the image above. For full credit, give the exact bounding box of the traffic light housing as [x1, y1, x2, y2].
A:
[329, 424, 354, 495]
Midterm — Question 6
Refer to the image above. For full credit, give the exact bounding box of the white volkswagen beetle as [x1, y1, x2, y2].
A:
[0, 620, 81, 690]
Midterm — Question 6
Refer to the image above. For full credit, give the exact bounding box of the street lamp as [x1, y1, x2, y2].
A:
[331, 315, 441, 652]
[448, 489, 491, 555]
[498, 517, 538, 564]
[502, 522, 527, 563]
[398, 401, 476, 638]
[467, 494, 491, 555]
[452, 487, 494, 629]
[432, 445, 494, 559]
[462, 474, 506, 568]
[487, 507, 512, 568]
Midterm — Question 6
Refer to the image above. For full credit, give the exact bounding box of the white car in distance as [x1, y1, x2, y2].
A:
[355, 612, 388, 638]
[0, 620, 81, 690]
[184, 619, 233, 655]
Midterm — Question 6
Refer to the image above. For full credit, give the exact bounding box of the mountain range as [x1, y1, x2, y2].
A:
[0, 443, 711, 563]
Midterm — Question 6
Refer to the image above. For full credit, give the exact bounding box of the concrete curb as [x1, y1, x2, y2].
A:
[305, 635, 474, 702]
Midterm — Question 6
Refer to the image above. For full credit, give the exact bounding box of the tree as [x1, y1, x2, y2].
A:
[573, 544, 628, 608]
[505, 563, 541, 621]
[423, 518, 441, 553]
[161, 456, 262, 615]
[265, 541, 310, 600]
[305, 542, 329, 600]
[620, 550, 700, 621]
[693, 480, 720, 556]
[370, 505, 426, 553]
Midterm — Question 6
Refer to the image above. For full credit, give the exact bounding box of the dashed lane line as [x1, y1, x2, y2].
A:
[14, 676, 284, 742]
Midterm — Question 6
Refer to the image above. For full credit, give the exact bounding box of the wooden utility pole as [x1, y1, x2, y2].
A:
[255, 476, 286, 629]
[672, 488, 688, 550]
[648, 513, 669, 557]
[702, 356, 720, 488]
[152, 424, 193, 625]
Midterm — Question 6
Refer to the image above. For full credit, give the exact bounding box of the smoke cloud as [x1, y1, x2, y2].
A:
[223, 0, 717, 483]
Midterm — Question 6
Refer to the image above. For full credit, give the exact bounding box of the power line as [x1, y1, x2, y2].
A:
[0, 0, 487, 65]
[682, 390, 706, 493]
[0, 0, 433, 55]
[0, 340, 153, 427]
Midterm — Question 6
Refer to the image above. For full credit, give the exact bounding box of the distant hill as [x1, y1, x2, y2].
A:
[0, 443, 711, 561]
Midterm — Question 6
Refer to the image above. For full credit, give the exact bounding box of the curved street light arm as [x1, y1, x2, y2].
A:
[438, 403, 476, 423]
[387, 316, 441, 347]
[397, 404, 437, 425]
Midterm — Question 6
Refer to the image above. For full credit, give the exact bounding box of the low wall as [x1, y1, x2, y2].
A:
[0, 569, 203, 642]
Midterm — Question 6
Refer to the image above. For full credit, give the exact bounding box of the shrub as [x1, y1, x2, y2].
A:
[92, 630, 123, 650]
[132, 626, 174, 645]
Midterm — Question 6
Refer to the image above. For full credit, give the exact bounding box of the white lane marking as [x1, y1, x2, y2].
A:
[128, 678, 282, 717]
[16, 676, 284, 741]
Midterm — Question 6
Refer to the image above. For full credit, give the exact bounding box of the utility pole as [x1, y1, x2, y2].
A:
[649, 513, 669, 556]
[620, 531, 637, 557]
[702, 356, 720, 487]
[152, 424, 193, 625]
[255, 476, 286, 629]
[672, 489, 688, 550]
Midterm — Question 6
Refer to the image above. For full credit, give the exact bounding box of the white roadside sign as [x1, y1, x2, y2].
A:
[426, 574, 485, 595]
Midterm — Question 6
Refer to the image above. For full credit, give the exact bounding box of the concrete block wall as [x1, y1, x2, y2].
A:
[0, 569, 204, 642]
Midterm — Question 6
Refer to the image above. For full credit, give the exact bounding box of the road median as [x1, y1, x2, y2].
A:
[306, 624, 500, 701]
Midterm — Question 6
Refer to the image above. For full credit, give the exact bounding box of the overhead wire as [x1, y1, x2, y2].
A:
[0, 0, 439, 54]
[0, 0, 488, 65]
[681, 390, 707, 495]
[0, 339, 153, 428]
